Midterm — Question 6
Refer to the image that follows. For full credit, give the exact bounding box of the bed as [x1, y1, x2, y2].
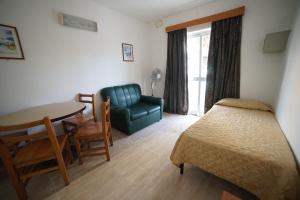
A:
[170, 98, 299, 200]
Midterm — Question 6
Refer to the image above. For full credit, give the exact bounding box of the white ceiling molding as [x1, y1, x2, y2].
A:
[93, 0, 217, 22]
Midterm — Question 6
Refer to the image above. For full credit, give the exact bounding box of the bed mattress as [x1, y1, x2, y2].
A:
[170, 99, 299, 200]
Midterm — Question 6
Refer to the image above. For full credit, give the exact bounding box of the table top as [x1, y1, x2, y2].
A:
[0, 102, 85, 127]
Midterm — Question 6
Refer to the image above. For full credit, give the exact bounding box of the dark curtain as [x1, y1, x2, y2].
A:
[163, 28, 189, 115]
[204, 16, 242, 112]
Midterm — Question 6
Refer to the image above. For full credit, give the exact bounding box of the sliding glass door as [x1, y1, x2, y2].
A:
[187, 28, 211, 116]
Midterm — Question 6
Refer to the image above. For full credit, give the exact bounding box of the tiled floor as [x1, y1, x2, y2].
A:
[0, 114, 258, 200]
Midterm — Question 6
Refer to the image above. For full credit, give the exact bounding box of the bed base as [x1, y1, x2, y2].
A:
[179, 163, 184, 174]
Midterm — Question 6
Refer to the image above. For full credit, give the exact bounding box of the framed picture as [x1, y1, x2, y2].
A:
[122, 43, 134, 62]
[0, 24, 25, 59]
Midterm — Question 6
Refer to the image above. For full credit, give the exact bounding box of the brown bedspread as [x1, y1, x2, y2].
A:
[170, 102, 299, 200]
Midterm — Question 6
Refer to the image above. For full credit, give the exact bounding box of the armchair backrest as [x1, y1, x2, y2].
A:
[101, 84, 141, 107]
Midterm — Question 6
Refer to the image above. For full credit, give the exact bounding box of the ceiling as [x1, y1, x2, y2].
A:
[93, 0, 217, 22]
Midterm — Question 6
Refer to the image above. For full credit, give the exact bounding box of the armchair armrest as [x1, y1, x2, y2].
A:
[141, 95, 164, 119]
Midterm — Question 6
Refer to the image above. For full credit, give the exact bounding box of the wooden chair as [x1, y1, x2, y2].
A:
[0, 117, 71, 200]
[1, 130, 28, 155]
[0, 130, 28, 176]
[62, 94, 113, 146]
[75, 98, 111, 164]
[62, 93, 97, 134]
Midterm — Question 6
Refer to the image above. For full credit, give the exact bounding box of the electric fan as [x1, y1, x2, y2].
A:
[150, 68, 162, 96]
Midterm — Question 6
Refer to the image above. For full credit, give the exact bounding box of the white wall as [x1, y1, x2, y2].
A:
[148, 0, 298, 107]
[275, 2, 300, 165]
[0, 0, 150, 115]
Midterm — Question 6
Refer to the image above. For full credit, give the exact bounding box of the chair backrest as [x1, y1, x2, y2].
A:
[0, 131, 28, 154]
[0, 117, 62, 164]
[101, 97, 110, 134]
[100, 84, 141, 107]
[78, 93, 97, 121]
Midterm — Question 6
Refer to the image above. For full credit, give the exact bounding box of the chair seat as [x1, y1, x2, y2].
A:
[14, 135, 67, 168]
[76, 122, 110, 140]
[63, 114, 94, 126]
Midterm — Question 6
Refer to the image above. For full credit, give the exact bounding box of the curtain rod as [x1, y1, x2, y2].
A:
[165, 6, 245, 33]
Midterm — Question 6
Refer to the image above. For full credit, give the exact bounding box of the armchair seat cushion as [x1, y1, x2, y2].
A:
[129, 103, 161, 120]
[142, 103, 160, 114]
[129, 105, 148, 120]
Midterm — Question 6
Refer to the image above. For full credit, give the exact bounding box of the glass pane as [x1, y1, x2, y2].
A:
[201, 34, 210, 78]
[187, 29, 210, 116]
[188, 80, 199, 114]
[187, 37, 200, 79]
[199, 81, 206, 114]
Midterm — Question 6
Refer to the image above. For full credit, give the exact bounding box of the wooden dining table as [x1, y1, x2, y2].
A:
[0, 102, 85, 129]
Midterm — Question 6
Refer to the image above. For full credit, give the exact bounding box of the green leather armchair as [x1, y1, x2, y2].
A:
[100, 84, 163, 135]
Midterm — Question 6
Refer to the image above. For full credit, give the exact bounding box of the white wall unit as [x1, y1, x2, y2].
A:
[275, 2, 300, 165]
[147, 0, 298, 108]
[0, 0, 150, 115]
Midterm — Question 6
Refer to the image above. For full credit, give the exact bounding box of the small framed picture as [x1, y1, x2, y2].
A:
[122, 43, 134, 62]
[0, 24, 25, 59]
